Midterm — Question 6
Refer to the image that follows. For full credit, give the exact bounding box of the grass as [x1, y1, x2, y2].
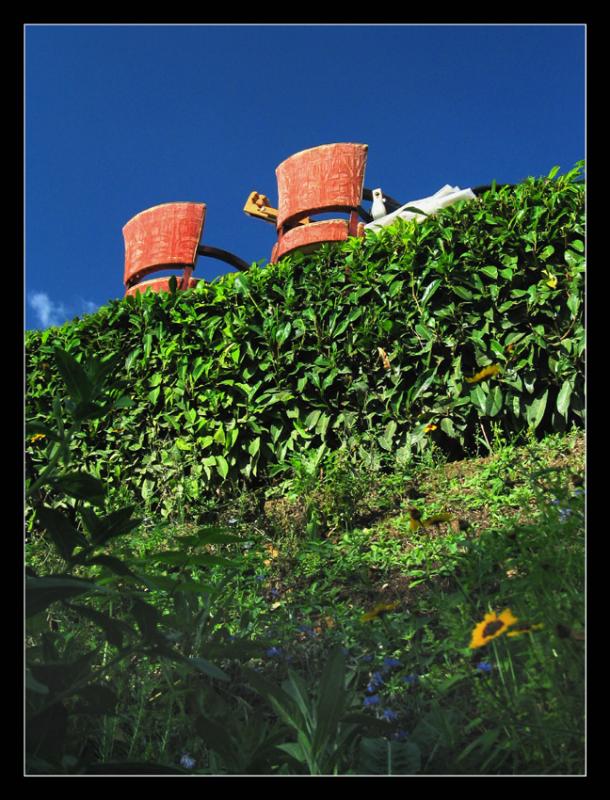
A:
[26, 427, 585, 775]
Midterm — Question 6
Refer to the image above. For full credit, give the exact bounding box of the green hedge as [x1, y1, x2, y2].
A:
[26, 163, 585, 515]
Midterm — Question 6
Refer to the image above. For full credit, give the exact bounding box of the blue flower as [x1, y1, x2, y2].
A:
[180, 754, 196, 769]
[367, 671, 385, 693]
[269, 588, 281, 598]
[360, 654, 374, 663]
[383, 657, 402, 670]
[476, 661, 493, 674]
[559, 507, 573, 522]
[403, 674, 419, 685]
[265, 646, 283, 658]
[363, 694, 381, 707]
[392, 729, 409, 742]
[255, 574, 267, 582]
[382, 708, 399, 722]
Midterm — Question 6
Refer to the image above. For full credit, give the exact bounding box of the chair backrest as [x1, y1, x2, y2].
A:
[123, 202, 206, 289]
[275, 143, 368, 230]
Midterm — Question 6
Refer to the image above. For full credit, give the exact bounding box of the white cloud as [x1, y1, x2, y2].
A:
[28, 292, 68, 329]
[79, 298, 99, 315]
[27, 293, 101, 329]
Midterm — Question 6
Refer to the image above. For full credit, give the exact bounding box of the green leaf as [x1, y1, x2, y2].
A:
[526, 389, 549, 430]
[130, 597, 163, 642]
[233, 274, 251, 296]
[470, 385, 487, 415]
[53, 348, 93, 403]
[312, 646, 346, 760]
[143, 333, 153, 359]
[315, 413, 331, 438]
[216, 455, 229, 480]
[66, 603, 132, 648]
[88, 506, 142, 547]
[194, 526, 241, 545]
[242, 667, 305, 732]
[189, 657, 230, 682]
[556, 380, 572, 419]
[26, 576, 104, 617]
[378, 420, 397, 451]
[277, 322, 292, 346]
[420, 278, 441, 305]
[305, 410, 322, 430]
[451, 285, 473, 301]
[484, 386, 503, 417]
[52, 472, 106, 506]
[276, 741, 307, 764]
[113, 395, 134, 409]
[440, 417, 456, 438]
[36, 506, 87, 561]
[358, 737, 421, 775]
[480, 266, 498, 279]
[84, 554, 136, 578]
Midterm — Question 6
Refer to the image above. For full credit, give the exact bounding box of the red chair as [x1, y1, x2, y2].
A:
[123, 202, 249, 297]
[271, 143, 368, 263]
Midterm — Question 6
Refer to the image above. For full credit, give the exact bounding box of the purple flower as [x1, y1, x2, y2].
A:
[180, 754, 196, 769]
[382, 708, 399, 722]
[363, 694, 381, 707]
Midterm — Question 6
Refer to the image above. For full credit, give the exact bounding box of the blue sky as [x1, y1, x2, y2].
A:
[25, 24, 585, 330]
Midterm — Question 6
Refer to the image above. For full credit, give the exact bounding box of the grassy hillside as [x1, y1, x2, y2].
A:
[25, 163, 585, 775]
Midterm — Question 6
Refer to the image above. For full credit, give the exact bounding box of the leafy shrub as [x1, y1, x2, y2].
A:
[26, 163, 584, 521]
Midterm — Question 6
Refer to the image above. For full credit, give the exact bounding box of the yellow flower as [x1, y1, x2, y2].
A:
[465, 364, 501, 384]
[506, 623, 544, 638]
[424, 423, 438, 433]
[361, 601, 399, 622]
[30, 433, 46, 443]
[469, 608, 519, 649]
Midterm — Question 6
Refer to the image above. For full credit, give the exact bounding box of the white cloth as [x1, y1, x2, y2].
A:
[364, 184, 477, 230]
